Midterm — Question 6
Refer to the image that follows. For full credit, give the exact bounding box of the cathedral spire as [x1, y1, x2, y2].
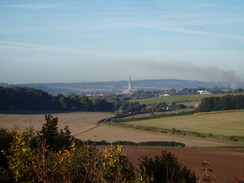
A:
[123, 75, 133, 95]
[128, 74, 132, 92]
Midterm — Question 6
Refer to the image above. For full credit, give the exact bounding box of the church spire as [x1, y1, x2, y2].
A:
[128, 74, 132, 92]
[123, 75, 133, 95]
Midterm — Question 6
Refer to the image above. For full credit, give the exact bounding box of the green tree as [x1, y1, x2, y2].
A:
[37, 114, 74, 151]
[233, 88, 243, 93]
[139, 151, 197, 183]
[5, 129, 34, 182]
[79, 95, 93, 111]
[91, 97, 114, 111]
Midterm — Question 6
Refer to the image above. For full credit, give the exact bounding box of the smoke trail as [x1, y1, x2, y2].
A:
[130, 60, 240, 87]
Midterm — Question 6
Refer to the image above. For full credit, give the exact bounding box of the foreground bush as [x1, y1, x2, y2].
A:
[32, 143, 137, 183]
[0, 128, 15, 182]
[0, 114, 198, 182]
[0, 131, 198, 183]
[139, 151, 197, 183]
[0, 128, 14, 169]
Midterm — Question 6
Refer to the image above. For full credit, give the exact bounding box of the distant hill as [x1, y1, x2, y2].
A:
[1, 79, 242, 94]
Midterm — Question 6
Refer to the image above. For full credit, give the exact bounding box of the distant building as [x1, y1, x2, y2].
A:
[128, 75, 132, 92]
[160, 94, 170, 97]
[198, 90, 212, 95]
[123, 75, 133, 94]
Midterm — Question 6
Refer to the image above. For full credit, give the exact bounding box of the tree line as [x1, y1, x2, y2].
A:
[197, 94, 244, 112]
[2, 86, 242, 114]
[0, 86, 188, 114]
[0, 86, 113, 112]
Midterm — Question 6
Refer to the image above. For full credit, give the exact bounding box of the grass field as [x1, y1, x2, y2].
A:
[132, 93, 228, 106]
[123, 111, 244, 137]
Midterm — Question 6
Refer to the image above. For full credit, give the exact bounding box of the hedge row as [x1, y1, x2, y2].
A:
[111, 123, 244, 142]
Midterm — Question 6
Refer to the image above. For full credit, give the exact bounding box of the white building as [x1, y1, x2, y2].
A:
[198, 90, 212, 95]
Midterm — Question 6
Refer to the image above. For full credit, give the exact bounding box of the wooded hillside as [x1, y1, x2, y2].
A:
[198, 94, 244, 112]
[0, 86, 114, 112]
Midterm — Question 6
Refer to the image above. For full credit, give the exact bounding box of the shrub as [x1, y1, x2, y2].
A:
[31, 143, 138, 183]
[0, 128, 15, 182]
[36, 114, 74, 152]
[200, 161, 217, 183]
[0, 128, 14, 168]
[101, 145, 137, 182]
[139, 150, 197, 183]
[5, 129, 34, 182]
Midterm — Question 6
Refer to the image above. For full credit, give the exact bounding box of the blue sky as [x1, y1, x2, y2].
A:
[0, 0, 244, 84]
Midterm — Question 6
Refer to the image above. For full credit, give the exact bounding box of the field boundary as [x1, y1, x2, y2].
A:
[107, 122, 244, 143]
[193, 109, 244, 115]
[111, 110, 194, 123]
[102, 109, 244, 143]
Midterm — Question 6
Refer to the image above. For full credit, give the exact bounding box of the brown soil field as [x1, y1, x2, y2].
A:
[121, 147, 244, 182]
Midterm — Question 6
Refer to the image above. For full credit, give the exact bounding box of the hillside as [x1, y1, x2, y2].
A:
[132, 93, 225, 106]
[1, 79, 241, 94]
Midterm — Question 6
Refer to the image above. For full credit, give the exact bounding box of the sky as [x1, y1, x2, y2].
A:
[0, 0, 244, 84]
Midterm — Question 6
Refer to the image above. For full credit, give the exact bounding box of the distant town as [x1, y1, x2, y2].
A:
[1, 78, 243, 97]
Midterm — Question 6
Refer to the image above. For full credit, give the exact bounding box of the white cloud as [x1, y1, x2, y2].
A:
[0, 40, 122, 61]
[1, 4, 61, 9]
[160, 14, 206, 18]
[0, 40, 94, 55]
[195, 4, 219, 7]
[115, 21, 244, 40]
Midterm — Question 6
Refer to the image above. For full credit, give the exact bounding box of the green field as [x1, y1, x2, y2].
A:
[123, 111, 244, 137]
[132, 94, 226, 106]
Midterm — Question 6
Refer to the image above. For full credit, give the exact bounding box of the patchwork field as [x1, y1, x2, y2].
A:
[132, 93, 225, 106]
[123, 111, 244, 137]
[1, 112, 244, 181]
[132, 93, 244, 107]
[0, 112, 240, 147]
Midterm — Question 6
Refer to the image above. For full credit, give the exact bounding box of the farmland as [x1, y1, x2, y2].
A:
[122, 111, 244, 137]
[1, 112, 244, 181]
[0, 112, 240, 147]
[132, 93, 228, 106]
[122, 147, 244, 182]
[0, 112, 114, 137]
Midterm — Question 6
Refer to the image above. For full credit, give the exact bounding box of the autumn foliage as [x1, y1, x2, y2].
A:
[0, 114, 198, 182]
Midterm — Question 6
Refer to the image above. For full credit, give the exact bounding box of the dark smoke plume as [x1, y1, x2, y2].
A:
[129, 60, 240, 88]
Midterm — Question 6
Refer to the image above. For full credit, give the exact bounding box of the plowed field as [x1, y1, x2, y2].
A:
[122, 147, 244, 182]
